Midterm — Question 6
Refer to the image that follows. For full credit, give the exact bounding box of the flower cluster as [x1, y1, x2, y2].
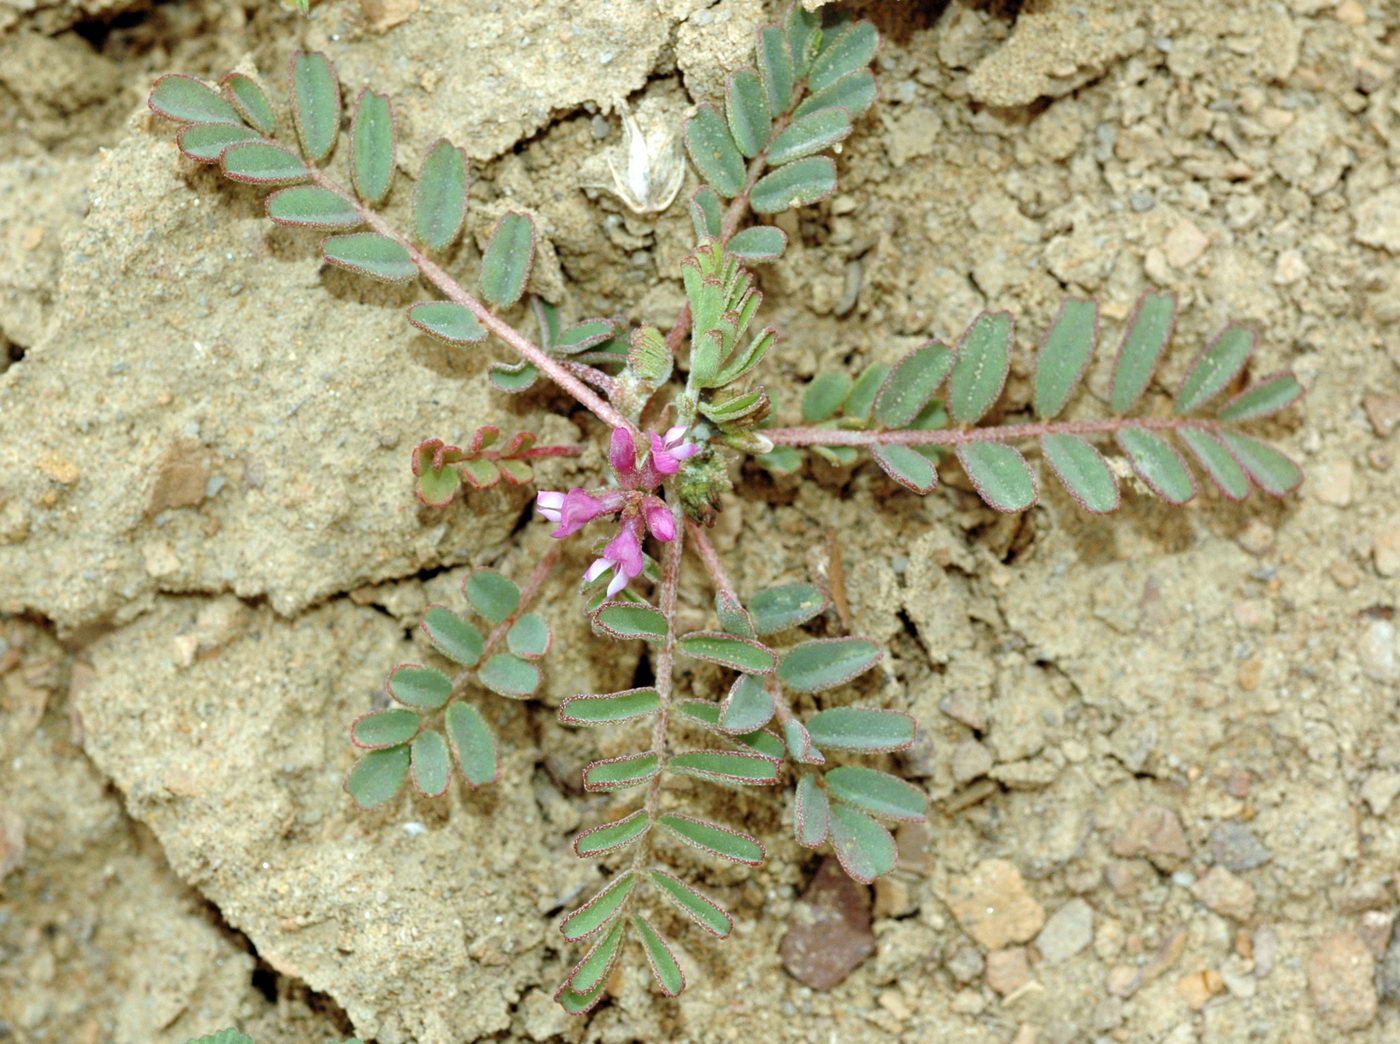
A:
[536, 426, 699, 596]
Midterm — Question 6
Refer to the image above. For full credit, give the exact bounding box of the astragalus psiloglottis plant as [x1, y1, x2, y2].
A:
[146, 5, 1304, 1014]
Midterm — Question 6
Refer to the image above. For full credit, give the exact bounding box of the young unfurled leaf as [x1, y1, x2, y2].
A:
[479, 212, 535, 307]
[351, 707, 420, 749]
[593, 602, 668, 642]
[685, 104, 746, 198]
[507, 613, 550, 659]
[677, 631, 776, 674]
[221, 141, 311, 184]
[794, 772, 830, 848]
[956, 441, 1038, 512]
[793, 69, 877, 121]
[443, 701, 497, 786]
[728, 225, 787, 262]
[410, 728, 452, 797]
[1219, 371, 1304, 421]
[668, 749, 781, 786]
[658, 812, 765, 864]
[414, 139, 469, 251]
[561, 872, 635, 942]
[825, 765, 927, 821]
[290, 51, 340, 164]
[649, 870, 733, 937]
[1175, 324, 1255, 414]
[801, 371, 852, 423]
[220, 72, 276, 135]
[748, 582, 828, 635]
[322, 233, 416, 282]
[828, 803, 896, 883]
[1110, 291, 1176, 414]
[351, 88, 394, 206]
[582, 752, 660, 791]
[1177, 428, 1249, 501]
[465, 569, 520, 622]
[806, 707, 916, 753]
[766, 107, 851, 166]
[408, 301, 486, 344]
[875, 341, 955, 429]
[149, 74, 242, 125]
[1034, 298, 1097, 420]
[558, 687, 661, 726]
[690, 184, 723, 239]
[477, 653, 539, 699]
[809, 19, 879, 91]
[628, 326, 672, 386]
[177, 123, 264, 162]
[1116, 428, 1195, 504]
[726, 68, 771, 159]
[757, 25, 795, 112]
[720, 674, 775, 733]
[1040, 433, 1119, 514]
[266, 185, 362, 229]
[777, 637, 882, 693]
[574, 808, 650, 856]
[873, 443, 937, 494]
[948, 312, 1013, 426]
[1220, 431, 1303, 495]
[387, 664, 453, 710]
[346, 745, 410, 808]
[750, 156, 836, 214]
[633, 915, 685, 997]
[566, 918, 625, 995]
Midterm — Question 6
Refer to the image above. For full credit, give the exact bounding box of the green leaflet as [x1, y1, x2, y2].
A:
[676, 631, 776, 674]
[1220, 431, 1302, 495]
[948, 312, 1013, 426]
[149, 74, 242, 125]
[726, 68, 771, 159]
[805, 707, 915, 753]
[178, 123, 264, 162]
[593, 602, 668, 642]
[875, 341, 955, 429]
[872, 443, 937, 494]
[561, 872, 635, 941]
[465, 569, 520, 622]
[1040, 433, 1118, 514]
[633, 915, 685, 997]
[408, 301, 486, 345]
[658, 812, 764, 864]
[777, 637, 882, 693]
[582, 752, 659, 791]
[685, 104, 746, 198]
[766, 107, 851, 166]
[479, 212, 535, 307]
[1110, 291, 1176, 414]
[506, 613, 550, 659]
[808, 20, 879, 92]
[290, 51, 340, 164]
[1116, 428, 1195, 504]
[794, 772, 830, 848]
[573, 809, 650, 856]
[728, 225, 787, 262]
[828, 803, 896, 883]
[802, 371, 852, 423]
[221, 142, 310, 185]
[352, 88, 395, 206]
[956, 441, 1037, 512]
[1219, 371, 1303, 421]
[410, 728, 451, 797]
[351, 708, 419, 749]
[476, 653, 539, 699]
[757, 26, 795, 112]
[748, 582, 827, 635]
[567, 918, 625, 995]
[1175, 324, 1255, 414]
[825, 765, 927, 820]
[668, 749, 780, 786]
[720, 674, 775, 734]
[750, 156, 836, 214]
[222, 73, 276, 135]
[793, 69, 876, 121]
[414, 139, 469, 251]
[1178, 428, 1250, 501]
[266, 185, 362, 229]
[444, 702, 497, 787]
[387, 664, 453, 710]
[558, 688, 661, 726]
[322, 233, 416, 282]
[649, 870, 733, 937]
[1034, 298, 1097, 420]
[346, 745, 410, 809]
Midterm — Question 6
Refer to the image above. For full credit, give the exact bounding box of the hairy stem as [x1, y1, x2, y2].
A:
[485, 444, 584, 461]
[686, 520, 739, 605]
[765, 414, 1226, 447]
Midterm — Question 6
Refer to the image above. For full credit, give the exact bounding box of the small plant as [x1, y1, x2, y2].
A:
[147, 5, 1303, 1015]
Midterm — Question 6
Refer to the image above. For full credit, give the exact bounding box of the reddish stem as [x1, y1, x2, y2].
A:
[686, 520, 739, 605]
[765, 415, 1224, 448]
[482, 444, 583, 461]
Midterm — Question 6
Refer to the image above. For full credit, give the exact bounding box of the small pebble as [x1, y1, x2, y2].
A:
[1307, 931, 1377, 1031]
[1210, 823, 1272, 872]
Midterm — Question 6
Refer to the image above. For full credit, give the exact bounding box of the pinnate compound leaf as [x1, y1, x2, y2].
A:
[222, 72, 276, 135]
[351, 88, 395, 205]
[875, 341, 955, 429]
[777, 637, 882, 693]
[290, 51, 340, 164]
[757, 26, 795, 113]
[477, 653, 539, 699]
[444, 702, 497, 786]
[720, 673, 775, 733]
[1110, 291, 1176, 414]
[479, 212, 535, 307]
[728, 224, 787, 262]
[1176, 324, 1255, 414]
[414, 139, 469, 251]
[632, 915, 684, 997]
[346, 745, 410, 808]
[388, 664, 453, 710]
[1177, 428, 1249, 501]
[872, 444, 937, 494]
[793, 69, 876, 121]
[266, 185, 361, 229]
[566, 918, 625, 995]
[574, 808, 649, 856]
[766, 107, 851, 166]
[594, 602, 668, 642]
[351, 707, 419, 749]
[1040, 433, 1118, 514]
[322, 233, 416, 281]
[465, 569, 520, 622]
[221, 141, 310, 184]
[408, 301, 486, 344]
[685, 104, 745, 198]
[1220, 431, 1303, 495]
[1034, 298, 1097, 420]
[809, 20, 879, 91]
[506, 613, 550, 659]
[828, 804, 896, 883]
[794, 772, 830, 848]
[558, 687, 660, 725]
[750, 156, 836, 214]
[802, 371, 851, 423]
[676, 631, 776, 674]
[668, 749, 780, 786]
[177, 123, 263, 162]
[410, 728, 451, 797]
[1219, 371, 1304, 421]
[658, 812, 764, 864]
[948, 311, 1013, 425]
[649, 870, 733, 937]
[690, 184, 723, 239]
[806, 707, 915, 753]
[150, 74, 241, 124]
[561, 872, 635, 942]
[956, 441, 1038, 512]
[825, 766, 927, 821]
[1116, 428, 1195, 504]
[749, 582, 828, 635]
[726, 68, 771, 159]
[583, 752, 659, 791]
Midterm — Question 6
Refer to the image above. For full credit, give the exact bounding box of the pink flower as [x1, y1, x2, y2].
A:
[609, 427, 639, 482]
[583, 526, 645, 597]
[535, 487, 621, 539]
[643, 497, 675, 542]
[649, 425, 701, 475]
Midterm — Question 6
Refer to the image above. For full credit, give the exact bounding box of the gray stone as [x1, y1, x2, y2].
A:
[1036, 898, 1094, 964]
[1210, 823, 1272, 872]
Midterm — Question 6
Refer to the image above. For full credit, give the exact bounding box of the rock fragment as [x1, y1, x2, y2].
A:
[946, 859, 1045, 950]
[1035, 898, 1093, 964]
[1209, 823, 1272, 872]
[985, 947, 1031, 996]
[1112, 805, 1191, 868]
[1306, 931, 1377, 1031]
[781, 857, 875, 990]
[1192, 867, 1256, 921]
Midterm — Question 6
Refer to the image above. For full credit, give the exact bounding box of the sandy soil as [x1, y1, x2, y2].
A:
[2, 0, 1399, 1041]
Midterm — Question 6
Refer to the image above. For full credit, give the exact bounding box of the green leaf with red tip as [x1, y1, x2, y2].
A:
[177, 123, 264, 162]
[685, 104, 745, 198]
[351, 88, 394, 206]
[266, 185, 362, 229]
[555, 977, 607, 1016]
[582, 752, 659, 791]
[658, 812, 764, 864]
[387, 664, 453, 710]
[221, 72, 276, 135]
[558, 687, 660, 726]
[668, 749, 780, 786]
[1116, 428, 1195, 504]
[828, 803, 896, 883]
[410, 728, 451, 797]
[479, 212, 535, 307]
[561, 872, 635, 942]
[1110, 291, 1176, 413]
[322, 233, 416, 282]
[794, 772, 830, 848]
[444, 702, 497, 786]
[351, 708, 420, 749]
[414, 138, 469, 251]
[573, 808, 650, 856]
[948, 312, 1013, 425]
[1176, 324, 1255, 414]
[750, 156, 836, 214]
[477, 653, 539, 699]
[825, 766, 927, 821]
[1178, 428, 1249, 501]
[1040, 433, 1119, 513]
[957, 441, 1038, 512]
[408, 301, 486, 345]
[633, 915, 685, 997]
[150, 74, 242, 125]
[290, 51, 340, 164]
[777, 637, 882, 693]
[1220, 432, 1302, 495]
[346, 745, 410, 808]
[676, 631, 776, 674]
[1034, 298, 1097, 420]
[649, 871, 733, 937]
[221, 141, 310, 184]
[806, 707, 916, 753]
[690, 184, 723, 239]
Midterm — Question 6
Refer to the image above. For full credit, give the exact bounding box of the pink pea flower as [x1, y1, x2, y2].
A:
[643, 497, 676, 542]
[608, 427, 639, 482]
[583, 526, 645, 597]
[649, 425, 701, 475]
[535, 488, 621, 539]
